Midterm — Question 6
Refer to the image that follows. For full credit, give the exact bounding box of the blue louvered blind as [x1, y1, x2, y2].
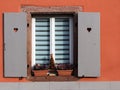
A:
[35, 18, 50, 64]
[55, 18, 70, 64]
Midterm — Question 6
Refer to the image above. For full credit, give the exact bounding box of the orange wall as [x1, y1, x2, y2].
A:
[0, 0, 120, 82]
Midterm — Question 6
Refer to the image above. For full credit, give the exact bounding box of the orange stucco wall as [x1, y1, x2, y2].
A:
[0, 0, 120, 82]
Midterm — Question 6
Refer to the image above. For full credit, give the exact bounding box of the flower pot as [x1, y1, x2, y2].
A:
[33, 70, 48, 76]
[57, 70, 73, 76]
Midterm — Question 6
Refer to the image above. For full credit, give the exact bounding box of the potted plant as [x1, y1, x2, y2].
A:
[33, 64, 49, 76]
[56, 63, 73, 76]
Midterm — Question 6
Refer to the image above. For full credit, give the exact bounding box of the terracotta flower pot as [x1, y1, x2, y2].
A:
[33, 70, 48, 76]
[57, 70, 73, 76]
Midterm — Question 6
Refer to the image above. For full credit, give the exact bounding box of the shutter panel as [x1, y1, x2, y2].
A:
[4, 12, 27, 77]
[78, 12, 100, 77]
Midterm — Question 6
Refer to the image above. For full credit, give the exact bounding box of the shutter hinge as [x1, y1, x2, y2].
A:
[27, 64, 29, 68]
[19, 77, 23, 80]
[27, 23, 29, 27]
[75, 22, 78, 27]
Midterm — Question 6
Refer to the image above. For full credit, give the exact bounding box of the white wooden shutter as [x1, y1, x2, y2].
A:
[78, 12, 100, 77]
[4, 12, 27, 77]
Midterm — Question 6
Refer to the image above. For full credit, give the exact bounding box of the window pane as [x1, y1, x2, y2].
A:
[35, 18, 50, 65]
[55, 18, 70, 64]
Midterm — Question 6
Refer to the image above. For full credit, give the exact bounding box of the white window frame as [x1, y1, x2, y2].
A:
[32, 18, 36, 67]
[32, 16, 73, 67]
[50, 17, 55, 62]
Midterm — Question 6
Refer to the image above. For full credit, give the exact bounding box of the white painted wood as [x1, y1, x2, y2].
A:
[50, 17, 55, 61]
[4, 12, 27, 77]
[32, 18, 35, 66]
[78, 12, 100, 77]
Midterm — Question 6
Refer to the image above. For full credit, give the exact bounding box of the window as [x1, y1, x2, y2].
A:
[32, 17, 73, 68]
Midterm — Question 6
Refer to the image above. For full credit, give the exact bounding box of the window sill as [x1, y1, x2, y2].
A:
[27, 76, 79, 81]
[33, 70, 73, 76]
[28, 70, 79, 81]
